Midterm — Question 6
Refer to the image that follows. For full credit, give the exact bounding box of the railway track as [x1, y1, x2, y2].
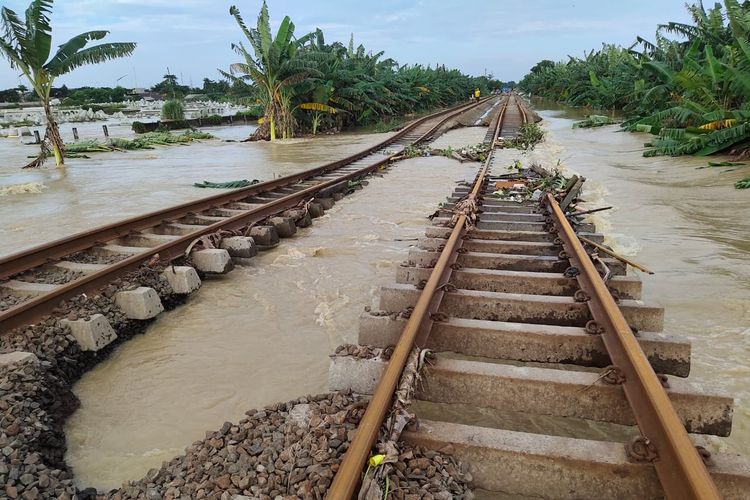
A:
[328, 95, 750, 498]
[0, 96, 499, 334]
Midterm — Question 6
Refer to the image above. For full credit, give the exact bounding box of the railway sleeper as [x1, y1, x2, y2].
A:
[0, 279, 60, 298]
[438, 209, 546, 222]
[426, 225, 606, 244]
[396, 265, 641, 299]
[407, 248, 627, 275]
[430, 216, 551, 233]
[329, 354, 729, 434]
[116, 233, 181, 248]
[440, 202, 540, 213]
[52, 260, 107, 274]
[178, 214, 225, 225]
[402, 420, 750, 500]
[145, 222, 207, 236]
[378, 283, 664, 331]
[357, 313, 689, 376]
[445, 197, 539, 209]
[418, 236, 560, 256]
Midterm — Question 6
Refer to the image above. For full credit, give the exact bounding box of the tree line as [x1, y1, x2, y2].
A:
[519, 0, 750, 158]
[2, 0, 507, 168]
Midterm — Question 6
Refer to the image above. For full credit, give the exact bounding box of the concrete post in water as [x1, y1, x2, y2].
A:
[72, 127, 79, 140]
[102, 124, 109, 138]
[33, 130, 41, 144]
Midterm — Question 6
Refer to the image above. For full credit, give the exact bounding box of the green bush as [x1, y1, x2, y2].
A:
[88, 104, 127, 115]
[234, 109, 261, 119]
[161, 99, 185, 121]
[203, 114, 223, 125]
[132, 121, 151, 133]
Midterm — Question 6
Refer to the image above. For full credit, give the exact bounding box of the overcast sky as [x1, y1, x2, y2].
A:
[0, 0, 692, 89]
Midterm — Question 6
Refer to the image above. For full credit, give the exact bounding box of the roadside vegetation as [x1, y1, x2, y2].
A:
[0, 0, 135, 167]
[0, 0, 506, 163]
[519, 0, 750, 172]
[225, 2, 502, 141]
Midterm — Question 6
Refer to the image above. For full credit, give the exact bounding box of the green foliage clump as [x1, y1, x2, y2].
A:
[224, 1, 504, 141]
[202, 114, 224, 125]
[503, 123, 545, 151]
[735, 177, 750, 189]
[520, 0, 750, 162]
[161, 99, 185, 121]
[374, 118, 403, 133]
[235, 108, 262, 119]
[573, 115, 616, 129]
[35, 131, 215, 159]
[131, 121, 150, 133]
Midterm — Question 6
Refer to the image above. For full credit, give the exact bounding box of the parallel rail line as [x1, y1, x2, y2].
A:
[0, 97, 497, 333]
[328, 94, 732, 499]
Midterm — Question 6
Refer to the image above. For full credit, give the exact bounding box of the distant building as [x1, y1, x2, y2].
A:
[127, 88, 163, 102]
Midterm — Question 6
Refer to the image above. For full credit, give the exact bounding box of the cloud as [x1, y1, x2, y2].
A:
[0, 0, 693, 88]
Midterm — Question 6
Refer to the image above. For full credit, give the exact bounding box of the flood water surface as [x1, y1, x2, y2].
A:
[536, 111, 750, 458]
[64, 127, 485, 489]
[0, 123, 390, 256]
[10, 113, 748, 490]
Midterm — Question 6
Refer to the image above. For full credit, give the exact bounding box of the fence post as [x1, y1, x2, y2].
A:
[102, 125, 109, 138]
[33, 130, 41, 144]
[72, 127, 79, 140]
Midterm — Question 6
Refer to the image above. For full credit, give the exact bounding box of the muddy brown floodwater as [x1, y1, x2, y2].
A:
[0, 121, 390, 256]
[62, 127, 486, 490]
[6, 109, 748, 493]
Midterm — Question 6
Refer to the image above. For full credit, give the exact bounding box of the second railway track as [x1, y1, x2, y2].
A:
[0, 96, 498, 334]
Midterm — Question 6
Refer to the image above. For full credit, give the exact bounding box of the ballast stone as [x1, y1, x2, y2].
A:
[161, 266, 201, 294]
[0, 351, 39, 367]
[114, 287, 164, 320]
[220, 236, 258, 259]
[192, 248, 234, 274]
[60, 314, 117, 351]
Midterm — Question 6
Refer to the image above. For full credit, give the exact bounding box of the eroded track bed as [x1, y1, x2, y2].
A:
[328, 95, 750, 499]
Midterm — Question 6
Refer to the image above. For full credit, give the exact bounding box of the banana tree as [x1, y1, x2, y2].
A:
[0, 0, 135, 167]
[227, 2, 318, 141]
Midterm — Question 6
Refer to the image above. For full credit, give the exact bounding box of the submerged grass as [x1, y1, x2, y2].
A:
[573, 115, 617, 129]
[33, 131, 215, 159]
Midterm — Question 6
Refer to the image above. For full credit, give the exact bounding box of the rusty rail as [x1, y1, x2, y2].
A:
[0, 97, 496, 334]
[326, 95, 517, 499]
[544, 193, 720, 499]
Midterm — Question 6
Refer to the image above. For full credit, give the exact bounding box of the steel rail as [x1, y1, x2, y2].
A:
[0, 98, 491, 280]
[326, 95, 516, 499]
[544, 193, 720, 500]
[0, 98, 497, 334]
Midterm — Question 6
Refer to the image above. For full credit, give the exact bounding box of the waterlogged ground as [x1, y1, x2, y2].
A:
[63, 126, 486, 489]
[2, 111, 748, 492]
[536, 110, 750, 459]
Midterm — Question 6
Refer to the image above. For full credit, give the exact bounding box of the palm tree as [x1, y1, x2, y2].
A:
[227, 1, 318, 141]
[0, 0, 135, 167]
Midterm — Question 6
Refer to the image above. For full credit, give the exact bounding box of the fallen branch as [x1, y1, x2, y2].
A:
[579, 236, 654, 275]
